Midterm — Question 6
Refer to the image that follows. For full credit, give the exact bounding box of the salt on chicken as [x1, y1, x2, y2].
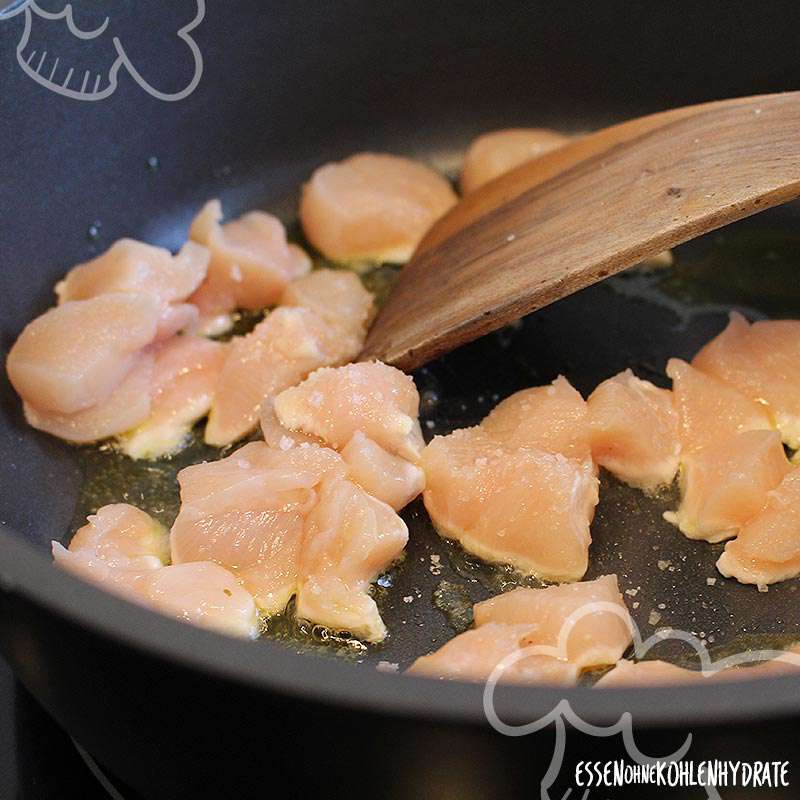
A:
[296, 477, 409, 642]
[170, 441, 346, 615]
[693, 312, 800, 448]
[187, 199, 311, 332]
[409, 575, 631, 684]
[119, 334, 227, 459]
[421, 376, 597, 581]
[299, 152, 457, 265]
[52, 504, 259, 639]
[717, 468, 800, 585]
[55, 238, 209, 340]
[587, 369, 680, 492]
[272, 361, 426, 510]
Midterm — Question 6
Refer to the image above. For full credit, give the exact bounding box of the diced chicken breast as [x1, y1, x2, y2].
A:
[260, 398, 324, 449]
[597, 646, 800, 687]
[480, 375, 592, 463]
[24, 352, 154, 443]
[408, 623, 580, 685]
[717, 468, 800, 585]
[664, 430, 791, 542]
[296, 477, 408, 642]
[340, 432, 425, 511]
[422, 427, 597, 581]
[667, 357, 774, 454]
[693, 312, 800, 448]
[299, 153, 457, 264]
[171, 441, 346, 614]
[7, 293, 160, 414]
[460, 128, 570, 194]
[274, 361, 425, 462]
[205, 306, 360, 447]
[120, 335, 227, 459]
[279, 268, 375, 335]
[587, 369, 680, 492]
[188, 199, 311, 322]
[472, 575, 632, 669]
[143, 562, 260, 639]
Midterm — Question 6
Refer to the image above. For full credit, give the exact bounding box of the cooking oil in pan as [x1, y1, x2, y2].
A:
[65, 219, 800, 671]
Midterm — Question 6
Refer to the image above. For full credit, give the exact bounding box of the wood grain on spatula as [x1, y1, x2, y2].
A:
[360, 92, 800, 370]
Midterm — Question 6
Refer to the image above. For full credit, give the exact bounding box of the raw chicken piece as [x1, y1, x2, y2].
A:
[188, 200, 311, 322]
[340, 432, 425, 511]
[597, 647, 800, 687]
[55, 503, 170, 570]
[273, 362, 425, 462]
[205, 306, 360, 446]
[480, 375, 592, 463]
[142, 562, 260, 639]
[53, 504, 170, 603]
[260, 399, 323, 450]
[717, 468, 800, 585]
[693, 312, 800, 448]
[299, 153, 457, 264]
[422, 427, 598, 581]
[587, 369, 680, 492]
[7, 293, 160, 414]
[171, 441, 346, 614]
[120, 335, 227, 459]
[55, 239, 209, 339]
[472, 575, 632, 670]
[408, 623, 580, 685]
[664, 430, 791, 542]
[460, 128, 570, 194]
[279, 268, 375, 336]
[24, 353, 154, 443]
[667, 358, 774, 454]
[296, 477, 408, 642]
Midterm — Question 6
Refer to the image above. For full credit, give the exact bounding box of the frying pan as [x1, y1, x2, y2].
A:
[2, 2, 800, 797]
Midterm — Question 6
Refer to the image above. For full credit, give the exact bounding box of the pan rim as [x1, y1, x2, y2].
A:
[3, 527, 800, 731]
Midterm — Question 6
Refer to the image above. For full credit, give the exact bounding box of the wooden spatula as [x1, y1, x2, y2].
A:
[360, 91, 800, 370]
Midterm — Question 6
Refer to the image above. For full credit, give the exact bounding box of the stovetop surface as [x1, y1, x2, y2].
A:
[1, 657, 111, 800]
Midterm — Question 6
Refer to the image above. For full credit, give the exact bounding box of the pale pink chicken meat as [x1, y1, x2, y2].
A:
[340, 432, 425, 512]
[24, 352, 154, 443]
[693, 312, 800, 448]
[460, 127, 570, 194]
[480, 375, 592, 464]
[7, 292, 160, 415]
[597, 646, 800, 687]
[296, 476, 408, 642]
[587, 369, 680, 492]
[171, 441, 346, 614]
[667, 357, 774, 455]
[299, 152, 457, 264]
[205, 306, 363, 447]
[664, 429, 791, 542]
[422, 426, 597, 581]
[52, 504, 259, 638]
[408, 624, 580, 685]
[279, 268, 375, 335]
[717, 468, 800, 585]
[409, 575, 630, 685]
[273, 362, 425, 462]
[188, 200, 311, 327]
[55, 238, 209, 340]
[119, 335, 227, 459]
[472, 575, 633, 669]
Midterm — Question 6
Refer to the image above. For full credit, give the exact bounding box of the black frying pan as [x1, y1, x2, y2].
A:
[2, 2, 800, 798]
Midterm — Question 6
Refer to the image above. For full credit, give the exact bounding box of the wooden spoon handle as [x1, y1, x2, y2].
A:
[361, 92, 800, 369]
